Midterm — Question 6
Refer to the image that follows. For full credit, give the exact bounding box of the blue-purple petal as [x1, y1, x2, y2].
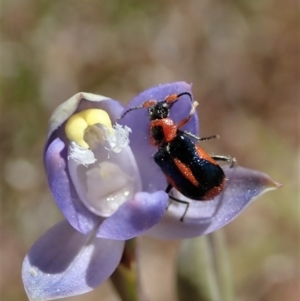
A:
[45, 138, 101, 234]
[76, 97, 125, 124]
[97, 191, 169, 240]
[44, 94, 127, 232]
[47, 93, 124, 141]
[147, 166, 281, 240]
[118, 82, 199, 193]
[22, 220, 124, 301]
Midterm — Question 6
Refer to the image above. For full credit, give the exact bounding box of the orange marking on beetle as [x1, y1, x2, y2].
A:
[150, 136, 157, 146]
[201, 178, 226, 200]
[142, 100, 157, 108]
[151, 119, 177, 143]
[173, 158, 199, 187]
[164, 94, 179, 104]
[195, 145, 217, 165]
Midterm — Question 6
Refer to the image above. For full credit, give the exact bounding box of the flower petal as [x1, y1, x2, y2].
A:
[22, 220, 124, 301]
[118, 82, 199, 193]
[97, 191, 169, 240]
[45, 94, 128, 232]
[45, 93, 125, 163]
[48, 93, 123, 139]
[68, 143, 142, 217]
[45, 137, 102, 233]
[147, 166, 281, 240]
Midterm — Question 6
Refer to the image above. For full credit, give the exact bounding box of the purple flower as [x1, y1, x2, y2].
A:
[22, 82, 281, 300]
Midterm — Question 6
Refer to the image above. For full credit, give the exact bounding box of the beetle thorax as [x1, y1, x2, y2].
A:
[150, 118, 177, 146]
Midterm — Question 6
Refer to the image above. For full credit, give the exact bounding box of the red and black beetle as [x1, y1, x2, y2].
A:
[119, 92, 235, 220]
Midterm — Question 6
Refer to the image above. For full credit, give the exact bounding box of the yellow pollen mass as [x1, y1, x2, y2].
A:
[65, 109, 112, 148]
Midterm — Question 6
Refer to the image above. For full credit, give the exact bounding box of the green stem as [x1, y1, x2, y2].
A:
[209, 230, 234, 301]
[177, 235, 222, 301]
[110, 239, 138, 301]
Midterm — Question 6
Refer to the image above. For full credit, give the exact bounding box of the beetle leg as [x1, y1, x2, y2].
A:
[165, 184, 190, 222]
[182, 130, 219, 142]
[211, 155, 236, 168]
[177, 101, 199, 128]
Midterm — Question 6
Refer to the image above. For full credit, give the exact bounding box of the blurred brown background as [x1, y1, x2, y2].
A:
[1, 0, 299, 300]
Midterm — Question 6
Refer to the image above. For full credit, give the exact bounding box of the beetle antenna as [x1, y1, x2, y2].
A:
[177, 92, 193, 103]
[117, 105, 144, 120]
[164, 92, 194, 106]
[117, 99, 158, 120]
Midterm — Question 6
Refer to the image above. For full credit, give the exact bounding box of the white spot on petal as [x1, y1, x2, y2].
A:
[84, 161, 135, 216]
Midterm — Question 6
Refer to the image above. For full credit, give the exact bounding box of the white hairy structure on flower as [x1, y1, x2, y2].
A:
[65, 108, 141, 217]
[104, 123, 132, 154]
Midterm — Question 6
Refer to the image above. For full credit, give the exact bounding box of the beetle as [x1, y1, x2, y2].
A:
[119, 92, 235, 221]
